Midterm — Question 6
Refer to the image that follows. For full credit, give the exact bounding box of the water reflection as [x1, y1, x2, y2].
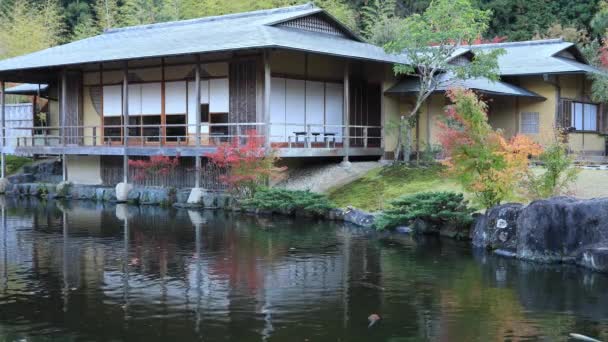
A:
[0, 197, 607, 341]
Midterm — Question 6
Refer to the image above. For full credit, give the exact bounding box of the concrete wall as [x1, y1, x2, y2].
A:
[67, 155, 102, 185]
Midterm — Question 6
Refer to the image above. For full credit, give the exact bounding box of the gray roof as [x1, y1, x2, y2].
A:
[0, 3, 405, 73]
[472, 38, 603, 76]
[385, 73, 545, 98]
[4, 83, 48, 95]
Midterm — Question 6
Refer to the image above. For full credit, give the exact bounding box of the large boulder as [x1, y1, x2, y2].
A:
[574, 243, 608, 273]
[471, 203, 524, 251]
[115, 182, 133, 202]
[0, 178, 9, 194]
[343, 207, 375, 228]
[516, 197, 608, 263]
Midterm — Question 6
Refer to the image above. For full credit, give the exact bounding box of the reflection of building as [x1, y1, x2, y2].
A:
[0, 200, 387, 340]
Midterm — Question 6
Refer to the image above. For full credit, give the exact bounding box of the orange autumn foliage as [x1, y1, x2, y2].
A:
[438, 88, 542, 208]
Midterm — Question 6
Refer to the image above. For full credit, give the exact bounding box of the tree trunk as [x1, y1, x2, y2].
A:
[402, 124, 411, 163]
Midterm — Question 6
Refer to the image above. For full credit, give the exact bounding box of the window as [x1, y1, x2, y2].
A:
[571, 101, 598, 131]
[520, 112, 539, 134]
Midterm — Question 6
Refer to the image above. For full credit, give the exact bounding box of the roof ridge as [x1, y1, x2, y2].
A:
[470, 38, 566, 49]
[104, 2, 316, 34]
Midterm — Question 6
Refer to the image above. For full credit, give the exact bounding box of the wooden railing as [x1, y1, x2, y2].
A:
[6, 122, 384, 150]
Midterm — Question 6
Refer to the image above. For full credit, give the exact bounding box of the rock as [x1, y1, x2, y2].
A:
[55, 181, 72, 198]
[140, 187, 174, 205]
[516, 197, 608, 263]
[471, 203, 524, 251]
[95, 188, 105, 201]
[0, 178, 9, 194]
[574, 244, 608, 273]
[70, 185, 97, 200]
[343, 207, 375, 228]
[202, 193, 218, 209]
[325, 208, 345, 221]
[187, 187, 205, 205]
[103, 188, 117, 202]
[395, 226, 412, 234]
[176, 189, 191, 204]
[115, 182, 133, 202]
[127, 188, 141, 203]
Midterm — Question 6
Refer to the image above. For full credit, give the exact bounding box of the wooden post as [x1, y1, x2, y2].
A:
[122, 61, 129, 183]
[0, 81, 5, 179]
[343, 62, 350, 162]
[61, 70, 67, 146]
[195, 55, 202, 188]
[60, 70, 68, 181]
[263, 50, 271, 149]
[161, 58, 166, 146]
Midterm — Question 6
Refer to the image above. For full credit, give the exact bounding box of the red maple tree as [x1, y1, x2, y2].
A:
[128, 155, 180, 183]
[206, 129, 284, 197]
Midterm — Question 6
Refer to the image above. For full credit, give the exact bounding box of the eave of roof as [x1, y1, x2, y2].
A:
[4, 83, 48, 96]
[470, 38, 605, 76]
[385, 74, 545, 99]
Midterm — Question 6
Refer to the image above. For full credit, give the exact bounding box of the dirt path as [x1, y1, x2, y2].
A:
[275, 161, 381, 193]
[571, 169, 608, 199]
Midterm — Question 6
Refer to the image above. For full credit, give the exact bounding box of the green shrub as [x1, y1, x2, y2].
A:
[522, 131, 579, 200]
[36, 183, 50, 198]
[375, 191, 474, 231]
[243, 187, 335, 216]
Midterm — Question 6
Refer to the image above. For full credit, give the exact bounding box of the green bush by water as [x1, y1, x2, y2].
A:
[243, 187, 335, 216]
[375, 191, 474, 231]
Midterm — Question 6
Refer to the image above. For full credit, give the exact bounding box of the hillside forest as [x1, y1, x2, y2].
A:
[0, 0, 608, 63]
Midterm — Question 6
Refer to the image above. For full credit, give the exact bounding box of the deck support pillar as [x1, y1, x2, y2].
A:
[116, 61, 132, 202]
[60, 70, 69, 182]
[342, 62, 351, 165]
[194, 55, 202, 189]
[263, 50, 271, 149]
[0, 81, 6, 192]
[121, 61, 129, 184]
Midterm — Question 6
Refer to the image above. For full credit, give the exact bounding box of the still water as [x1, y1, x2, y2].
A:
[0, 197, 607, 341]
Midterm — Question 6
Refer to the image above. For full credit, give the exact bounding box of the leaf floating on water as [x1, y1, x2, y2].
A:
[368, 313, 381, 328]
[569, 333, 603, 342]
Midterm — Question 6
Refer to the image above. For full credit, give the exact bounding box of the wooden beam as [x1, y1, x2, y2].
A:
[195, 55, 201, 188]
[60, 69, 68, 181]
[343, 62, 350, 162]
[0, 81, 5, 179]
[161, 58, 166, 145]
[122, 61, 129, 183]
[263, 50, 271, 148]
[100, 63, 104, 145]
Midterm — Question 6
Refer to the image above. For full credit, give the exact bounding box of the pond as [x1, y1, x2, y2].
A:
[0, 197, 607, 341]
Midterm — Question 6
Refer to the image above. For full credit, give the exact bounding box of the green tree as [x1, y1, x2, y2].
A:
[0, 0, 65, 58]
[385, 0, 503, 162]
[120, 0, 160, 26]
[361, 0, 401, 45]
[94, 0, 120, 30]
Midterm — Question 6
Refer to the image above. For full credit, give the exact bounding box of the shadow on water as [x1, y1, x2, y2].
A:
[0, 196, 607, 341]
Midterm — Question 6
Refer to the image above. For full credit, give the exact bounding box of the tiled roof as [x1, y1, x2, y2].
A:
[0, 3, 405, 73]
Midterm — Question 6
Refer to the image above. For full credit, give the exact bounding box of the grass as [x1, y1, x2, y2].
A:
[327, 164, 462, 212]
[6, 155, 32, 175]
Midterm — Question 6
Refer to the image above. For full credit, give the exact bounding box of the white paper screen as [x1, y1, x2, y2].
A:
[103, 85, 122, 117]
